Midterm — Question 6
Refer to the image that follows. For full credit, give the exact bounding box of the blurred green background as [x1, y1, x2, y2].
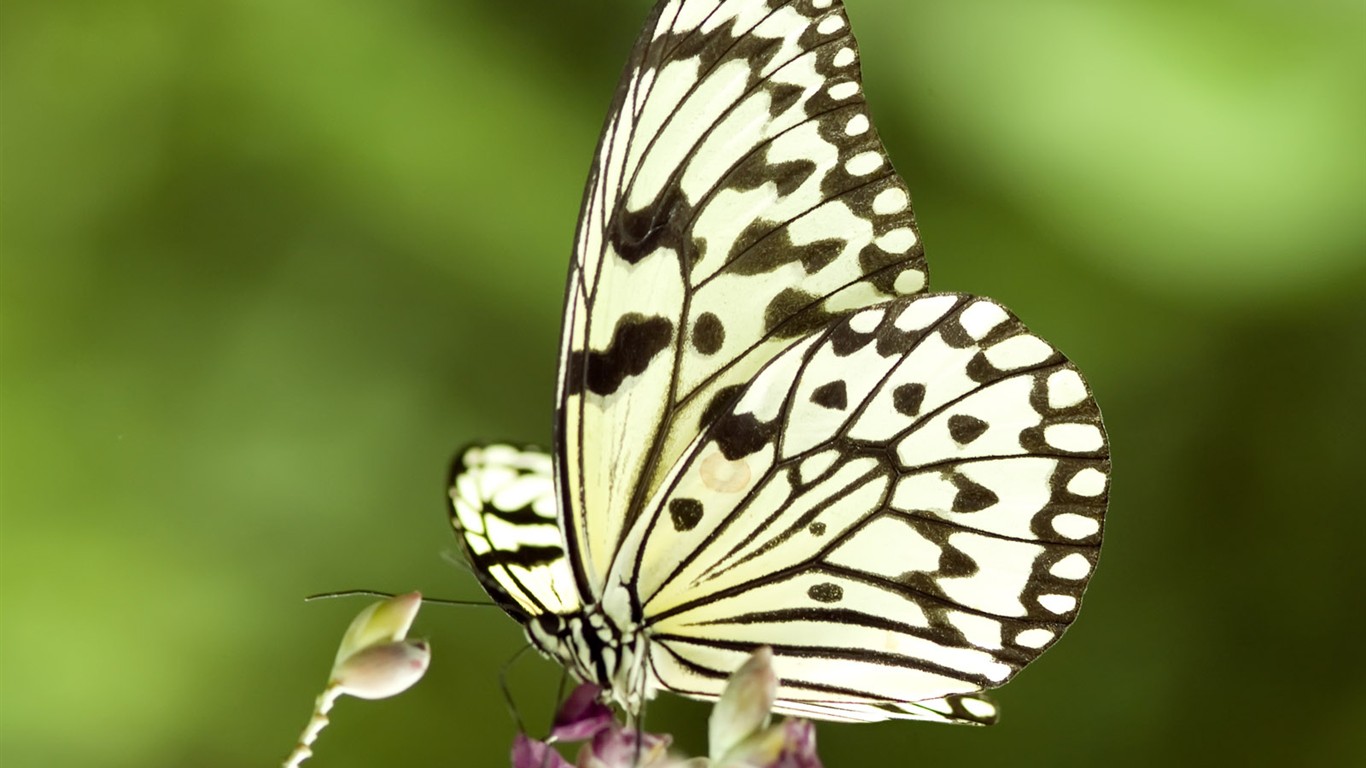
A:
[3, 0, 1364, 765]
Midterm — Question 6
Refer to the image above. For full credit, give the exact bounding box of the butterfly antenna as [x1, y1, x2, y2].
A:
[304, 589, 497, 608]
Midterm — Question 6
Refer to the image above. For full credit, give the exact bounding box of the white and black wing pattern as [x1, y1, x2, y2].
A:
[448, 444, 580, 621]
[606, 294, 1107, 720]
[557, 0, 928, 594]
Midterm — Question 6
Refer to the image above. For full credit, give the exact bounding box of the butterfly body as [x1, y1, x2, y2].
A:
[449, 0, 1108, 727]
[527, 608, 650, 713]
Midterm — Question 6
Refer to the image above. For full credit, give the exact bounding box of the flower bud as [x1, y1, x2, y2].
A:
[333, 591, 422, 669]
[709, 647, 777, 762]
[284, 591, 429, 768]
[333, 638, 431, 700]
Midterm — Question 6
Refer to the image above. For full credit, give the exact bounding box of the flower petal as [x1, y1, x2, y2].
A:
[771, 719, 823, 768]
[552, 684, 615, 742]
[512, 733, 573, 768]
[583, 724, 672, 768]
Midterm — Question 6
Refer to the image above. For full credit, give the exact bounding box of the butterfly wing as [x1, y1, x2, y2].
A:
[556, 0, 929, 597]
[702, 691, 999, 725]
[448, 444, 581, 621]
[610, 294, 1107, 719]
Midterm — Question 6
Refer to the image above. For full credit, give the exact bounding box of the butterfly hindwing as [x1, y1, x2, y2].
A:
[448, 444, 580, 620]
[557, 0, 929, 595]
[605, 294, 1107, 715]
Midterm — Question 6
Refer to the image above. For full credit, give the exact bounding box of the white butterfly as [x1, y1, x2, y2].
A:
[449, 0, 1108, 726]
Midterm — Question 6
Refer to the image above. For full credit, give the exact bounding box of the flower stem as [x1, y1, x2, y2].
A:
[283, 682, 343, 768]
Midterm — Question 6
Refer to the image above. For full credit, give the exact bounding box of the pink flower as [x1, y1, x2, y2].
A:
[512, 648, 823, 768]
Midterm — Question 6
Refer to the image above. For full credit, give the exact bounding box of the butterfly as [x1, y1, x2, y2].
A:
[448, 0, 1108, 726]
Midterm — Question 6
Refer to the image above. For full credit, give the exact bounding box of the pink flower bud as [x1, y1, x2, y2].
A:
[333, 638, 431, 700]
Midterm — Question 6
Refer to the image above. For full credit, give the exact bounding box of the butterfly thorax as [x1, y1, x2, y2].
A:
[527, 604, 650, 714]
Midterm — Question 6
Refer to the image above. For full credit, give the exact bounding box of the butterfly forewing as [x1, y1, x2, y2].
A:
[557, 0, 928, 595]
[606, 294, 1107, 715]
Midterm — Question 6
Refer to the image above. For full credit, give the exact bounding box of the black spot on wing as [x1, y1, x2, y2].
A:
[692, 312, 725, 355]
[808, 521, 827, 536]
[950, 474, 1000, 513]
[610, 183, 693, 266]
[710, 411, 776, 461]
[965, 351, 1000, 384]
[669, 498, 704, 532]
[807, 582, 844, 603]
[810, 380, 848, 410]
[480, 504, 551, 526]
[478, 544, 565, 571]
[727, 228, 845, 279]
[769, 80, 804, 119]
[937, 539, 981, 578]
[948, 414, 989, 445]
[792, 238, 845, 274]
[828, 315, 879, 356]
[893, 383, 926, 417]
[763, 287, 840, 340]
[699, 384, 747, 429]
[754, 158, 818, 199]
[565, 314, 674, 397]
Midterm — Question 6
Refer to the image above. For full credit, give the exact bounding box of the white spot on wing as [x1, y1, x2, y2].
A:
[833, 47, 855, 68]
[1051, 513, 1100, 539]
[1044, 423, 1104, 452]
[875, 228, 917, 254]
[1066, 467, 1107, 497]
[895, 295, 958, 331]
[1049, 553, 1091, 580]
[848, 308, 883, 333]
[962, 697, 998, 718]
[817, 15, 846, 35]
[845, 150, 882, 175]
[1038, 594, 1077, 614]
[1046, 368, 1088, 409]
[893, 268, 926, 295]
[828, 81, 860, 100]
[984, 334, 1053, 370]
[844, 114, 869, 136]
[872, 187, 909, 215]
[958, 301, 1009, 340]
[1014, 628, 1054, 649]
